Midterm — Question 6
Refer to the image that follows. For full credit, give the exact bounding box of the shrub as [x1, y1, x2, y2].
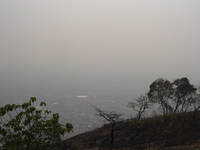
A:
[0, 97, 73, 150]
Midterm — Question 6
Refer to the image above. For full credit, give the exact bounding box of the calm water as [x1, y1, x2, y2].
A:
[0, 82, 138, 138]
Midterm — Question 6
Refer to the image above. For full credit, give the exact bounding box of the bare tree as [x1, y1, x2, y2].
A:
[127, 95, 150, 120]
[93, 106, 122, 146]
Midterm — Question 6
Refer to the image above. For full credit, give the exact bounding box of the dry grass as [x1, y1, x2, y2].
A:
[58, 111, 200, 150]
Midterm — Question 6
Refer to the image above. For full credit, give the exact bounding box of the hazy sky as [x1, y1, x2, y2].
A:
[1, 1, 200, 99]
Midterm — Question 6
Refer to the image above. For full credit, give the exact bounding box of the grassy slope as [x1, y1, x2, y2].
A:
[55, 111, 200, 150]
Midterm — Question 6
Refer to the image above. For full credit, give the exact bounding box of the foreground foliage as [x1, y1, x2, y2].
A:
[0, 97, 73, 150]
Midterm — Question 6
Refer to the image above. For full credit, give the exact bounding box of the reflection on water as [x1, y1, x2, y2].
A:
[76, 95, 88, 98]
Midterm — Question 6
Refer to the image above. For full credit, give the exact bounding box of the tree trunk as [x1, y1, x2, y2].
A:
[193, 107, 200, 122]
[111, 124, 114, 146]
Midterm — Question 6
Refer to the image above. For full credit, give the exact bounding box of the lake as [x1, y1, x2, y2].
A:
[0, 82, 139, 138]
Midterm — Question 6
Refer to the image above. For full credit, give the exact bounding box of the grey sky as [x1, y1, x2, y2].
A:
[0, 1, 200, 98]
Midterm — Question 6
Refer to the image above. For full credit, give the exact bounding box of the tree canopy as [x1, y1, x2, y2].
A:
[148, 78, 173, 115]
[147, 77, 197, 115]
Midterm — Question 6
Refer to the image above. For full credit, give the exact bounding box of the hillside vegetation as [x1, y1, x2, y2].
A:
[53, 77, 200, 150]
[62, 111, 200, 150]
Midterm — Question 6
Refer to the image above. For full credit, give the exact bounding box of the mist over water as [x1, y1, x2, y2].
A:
[1, 0, 200, 136]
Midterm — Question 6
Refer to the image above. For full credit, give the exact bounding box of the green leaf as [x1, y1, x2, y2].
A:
[30, 97, 37, 103]
[40, 101, 46, 106]
[0, 97, 72, 149]
[66, 123, 73, 132]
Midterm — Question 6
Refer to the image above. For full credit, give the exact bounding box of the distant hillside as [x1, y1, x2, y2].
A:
[52, 111, 200, 150]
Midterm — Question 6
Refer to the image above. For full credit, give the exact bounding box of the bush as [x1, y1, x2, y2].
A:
[0, 97, 73, 150]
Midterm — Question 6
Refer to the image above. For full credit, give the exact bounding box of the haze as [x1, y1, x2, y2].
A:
[1, 0, 200, 103]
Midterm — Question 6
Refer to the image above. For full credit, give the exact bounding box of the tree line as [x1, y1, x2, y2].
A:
[128, 77, 200, 118]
